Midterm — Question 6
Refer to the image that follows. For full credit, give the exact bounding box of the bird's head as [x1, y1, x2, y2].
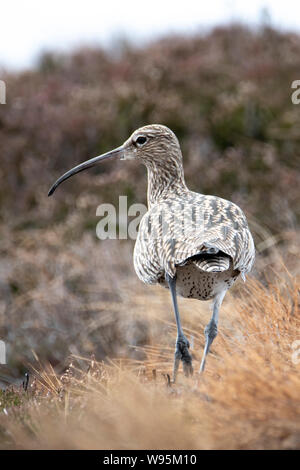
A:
[48, 124, 183, 196]
[123, 124, 182, 166]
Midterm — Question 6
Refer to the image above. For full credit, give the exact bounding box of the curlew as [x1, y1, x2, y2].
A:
[48, 125, 255, 380]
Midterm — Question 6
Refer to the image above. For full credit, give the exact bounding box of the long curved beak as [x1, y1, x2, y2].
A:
[48, 145, 124, 196]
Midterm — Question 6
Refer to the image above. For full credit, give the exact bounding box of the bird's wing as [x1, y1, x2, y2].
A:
[147, 194, 255, 279]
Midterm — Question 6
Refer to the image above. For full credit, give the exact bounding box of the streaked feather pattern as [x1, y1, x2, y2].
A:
[134, 192, 255, 284]
[129, 124, 255, 296]
[192, 255, 231, 272]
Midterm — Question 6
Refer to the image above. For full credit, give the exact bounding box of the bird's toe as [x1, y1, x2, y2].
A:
[183, 359, 193, 377]
[175, 336, 193, 376]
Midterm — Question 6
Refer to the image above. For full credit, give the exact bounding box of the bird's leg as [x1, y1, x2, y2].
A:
[199, 289, 226, 373]
[166, 273, 193, 382]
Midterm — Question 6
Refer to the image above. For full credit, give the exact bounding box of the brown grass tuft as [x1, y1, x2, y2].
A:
[0, 271, 299, 450]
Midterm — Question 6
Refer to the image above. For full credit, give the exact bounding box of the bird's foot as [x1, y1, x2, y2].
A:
[173, 335, 193, 381]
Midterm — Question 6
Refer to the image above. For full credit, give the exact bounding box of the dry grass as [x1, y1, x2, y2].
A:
[0, 262, 299, 450]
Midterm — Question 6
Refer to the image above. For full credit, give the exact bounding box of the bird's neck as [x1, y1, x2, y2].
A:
[146, 161, 188, 208]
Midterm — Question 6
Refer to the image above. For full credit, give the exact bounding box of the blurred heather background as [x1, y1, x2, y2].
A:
[0, 1, 299, 381]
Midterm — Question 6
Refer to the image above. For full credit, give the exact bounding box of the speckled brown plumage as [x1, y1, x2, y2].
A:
[132, 126, 255, 293]
[158, 255, 239, 301]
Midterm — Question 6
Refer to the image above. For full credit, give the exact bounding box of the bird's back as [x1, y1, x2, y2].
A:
[134, 191, 255, 286]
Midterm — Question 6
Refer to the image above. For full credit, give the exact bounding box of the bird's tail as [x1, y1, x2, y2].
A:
[192, 254, 231, 272]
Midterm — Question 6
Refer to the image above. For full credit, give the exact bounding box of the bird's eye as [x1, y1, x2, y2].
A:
[136, 136, 147, 146]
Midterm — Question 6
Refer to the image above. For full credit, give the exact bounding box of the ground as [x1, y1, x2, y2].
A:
[0, 249, 299, 449]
